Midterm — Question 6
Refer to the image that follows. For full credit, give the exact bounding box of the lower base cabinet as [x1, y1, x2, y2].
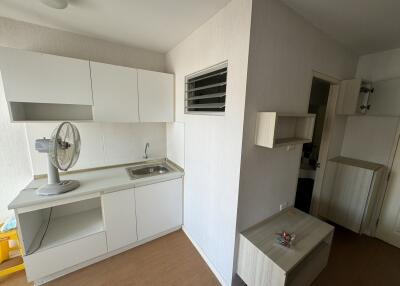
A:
[19, 177, 183, 284]
[135, 179, 183, 240]
[102, 188, 138, 252]
[24, 232, 107, 282]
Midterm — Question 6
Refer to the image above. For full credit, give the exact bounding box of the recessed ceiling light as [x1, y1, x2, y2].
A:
[40, 0, 69, 9]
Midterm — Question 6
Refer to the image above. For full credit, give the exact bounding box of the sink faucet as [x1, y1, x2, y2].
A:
[143, 142, 150, 159]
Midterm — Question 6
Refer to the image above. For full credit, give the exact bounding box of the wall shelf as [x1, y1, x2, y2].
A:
[255, 112, 316, 148]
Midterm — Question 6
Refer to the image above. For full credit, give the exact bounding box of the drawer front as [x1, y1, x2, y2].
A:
[23, 232, 107, 282]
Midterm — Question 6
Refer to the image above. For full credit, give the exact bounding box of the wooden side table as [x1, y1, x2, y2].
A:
[237, 207, 334, 286]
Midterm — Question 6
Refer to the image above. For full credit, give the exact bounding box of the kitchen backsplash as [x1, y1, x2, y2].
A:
[25, 122, 167, 175]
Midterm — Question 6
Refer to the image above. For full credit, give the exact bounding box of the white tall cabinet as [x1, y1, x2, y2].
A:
[90, 62, 139, 122]
[138, 69, 174, 122]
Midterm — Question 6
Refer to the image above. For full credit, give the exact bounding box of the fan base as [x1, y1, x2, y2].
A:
[36, 180, 80, 196]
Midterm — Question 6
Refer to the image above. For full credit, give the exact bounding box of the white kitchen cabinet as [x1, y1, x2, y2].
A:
[138, 69, 174, 122]
[135, 178, 183, 240]
[323, 156, 383, 234]
[90, 62, 139, 122]
[102, 189, 138, 252]
[0, 46, 92, 105]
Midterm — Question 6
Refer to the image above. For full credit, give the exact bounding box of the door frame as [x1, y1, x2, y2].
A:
[307, 71, 340, 217]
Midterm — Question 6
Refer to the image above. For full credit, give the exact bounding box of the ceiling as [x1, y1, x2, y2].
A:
[282, 0, 400, 55]
[0, 0, 230, 53]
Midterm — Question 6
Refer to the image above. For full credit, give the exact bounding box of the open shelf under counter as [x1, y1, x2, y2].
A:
[27, 207, 104, 254]
[255, 112, 316, 148]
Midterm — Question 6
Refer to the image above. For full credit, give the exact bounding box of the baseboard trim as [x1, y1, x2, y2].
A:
[182, 226, 227, 286]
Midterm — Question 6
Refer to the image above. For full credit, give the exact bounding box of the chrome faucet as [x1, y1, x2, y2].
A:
[143, 142, 150, 159]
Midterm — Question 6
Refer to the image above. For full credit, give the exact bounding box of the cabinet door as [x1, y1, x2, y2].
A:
[138, 69, 174, 122]
[327, 164, 373, 233]
[0, 47, 92, 105]
[102, 189, 137, 251]
[90, 62, 139, 122]
[336, 79, 362, 115]
[135, 178, 182, 240]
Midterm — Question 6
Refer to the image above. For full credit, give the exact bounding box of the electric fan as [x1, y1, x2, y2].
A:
[35, 122, 81, 196]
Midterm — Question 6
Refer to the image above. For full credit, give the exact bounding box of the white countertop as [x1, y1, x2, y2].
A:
[9, 159, 184, 211]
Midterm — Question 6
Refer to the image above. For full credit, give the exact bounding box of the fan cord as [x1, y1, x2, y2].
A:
[27, 207, 53, 255]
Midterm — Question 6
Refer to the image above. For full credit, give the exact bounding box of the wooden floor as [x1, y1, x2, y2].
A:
[0, 230, 220, 286]
[312, 225, 400, 286]
[3, 227, 400, 286]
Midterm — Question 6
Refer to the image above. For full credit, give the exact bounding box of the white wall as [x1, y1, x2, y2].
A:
[166, 122, 185, 168]
[339, 48, 400, 168]
[236, 0, 357, 234]
[165, 0, 252, 284]
[0, 16, 165, 72]
[26, 122, 166, 175]
[0, 17, 167, 220]
[341, 116, 399, 165]
[0, 76, 32, 220]
[357, 48, 400, 82]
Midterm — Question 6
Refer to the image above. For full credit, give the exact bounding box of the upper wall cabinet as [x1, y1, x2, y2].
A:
[0, 47, 92, 105]
[138, 69, 174, 122]
[90, 62, 139, 123]
[0, 47, 94, 121]
[336, 79, 372, 115]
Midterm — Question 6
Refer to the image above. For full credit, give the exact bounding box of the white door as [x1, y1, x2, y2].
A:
[376, 136, 400, 248]
[102, 189, 137, 251]
[336, 79, 362, 115]
[90, 61, 139, 122]
[135, 179, 182, 240]
[310, 84, 338, 216]
[0, 46, 92, 105]
[138, 69, 174, 122]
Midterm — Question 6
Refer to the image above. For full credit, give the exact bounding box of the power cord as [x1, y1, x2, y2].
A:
[27, 207, 53, 255]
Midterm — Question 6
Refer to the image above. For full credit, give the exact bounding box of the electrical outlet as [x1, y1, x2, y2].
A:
[280, 202, 288, 211]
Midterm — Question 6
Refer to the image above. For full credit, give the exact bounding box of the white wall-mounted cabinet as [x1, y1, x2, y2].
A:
[336, 79, 372, 115]
[90, 62, 139, 123]
[102, 189, 138, 252]
[255, 112, 316, 148]
[138, 69, 174, 122]
[0, 47, 174, 122]
[0, 47, 93, 105]
[135, 178, 183, 240]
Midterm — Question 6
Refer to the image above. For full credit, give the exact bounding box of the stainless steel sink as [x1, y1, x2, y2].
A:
[126, 164, 172, 180]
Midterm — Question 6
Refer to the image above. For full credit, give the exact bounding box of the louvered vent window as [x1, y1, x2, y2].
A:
[185, 62, 227, 114]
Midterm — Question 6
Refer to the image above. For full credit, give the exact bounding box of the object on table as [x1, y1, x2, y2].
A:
[276, 231, 296, 248]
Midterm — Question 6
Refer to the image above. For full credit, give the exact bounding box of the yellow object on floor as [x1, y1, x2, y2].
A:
[0, 223, 25, 277]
